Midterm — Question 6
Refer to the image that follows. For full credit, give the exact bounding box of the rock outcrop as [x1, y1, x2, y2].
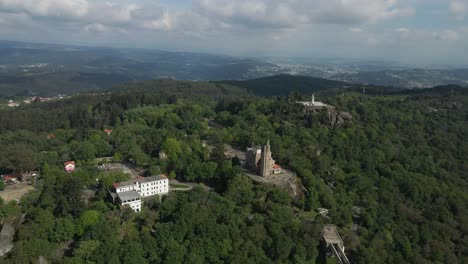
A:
[0, 223, 15, 257]
[37, 256, 49, 264]
[327, 110, 353, 128]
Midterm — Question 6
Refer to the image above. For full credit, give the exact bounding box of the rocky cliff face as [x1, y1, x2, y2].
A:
[305, 108, 353, 128]
[0, 223, 14, 257]
[0, 214, 26, 257]
[327, 110, 353, 128]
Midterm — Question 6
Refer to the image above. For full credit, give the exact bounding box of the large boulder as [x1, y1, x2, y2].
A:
[37, 256, 49, 264]
[0, 223, 15, 257]
[327, 110, 353, 128]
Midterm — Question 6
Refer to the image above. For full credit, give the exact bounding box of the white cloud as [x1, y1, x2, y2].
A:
[450, 1, 467, 20]
[435, 30, 460, 41]
[84, 23, 108, 33]
[0, 0, 416, 37]
[109, 3, 140, 22]
[367, 36, 378, 45]
[0, 0, 466, 65]
[272, 35, 281, 41]
[142, 11, 174, 31]
[194, 0, 415, 28]
[0, 0, 88, 18]
[0, 12, 31, 25]
[395, 27, 411, 38]
[395, 27, 410, 33]
[349, 27, 363, 32]
[194, 0, 304, 28]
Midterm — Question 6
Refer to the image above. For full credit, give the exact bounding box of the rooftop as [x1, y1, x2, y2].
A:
[114, 179, 140, 188]
[117, 190, 140, 201]
[247, 146, 262, 154]
[3, 175, 19, 181]
[114, 174, 168, 188]
[64, 161, 75, 166]
[141, 174, 168, 182]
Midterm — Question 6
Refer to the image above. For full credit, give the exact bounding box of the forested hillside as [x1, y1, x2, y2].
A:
[0, 40, 274, 97]
[0, 83, 467, 263]
[0, 72, 133, 98]
[219, 74, 352, 96]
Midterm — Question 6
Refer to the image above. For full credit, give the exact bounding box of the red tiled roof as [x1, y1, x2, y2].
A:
[273, 164, 282, 169]
[64, 161, 75, 166]
[4, 175, 19, 181]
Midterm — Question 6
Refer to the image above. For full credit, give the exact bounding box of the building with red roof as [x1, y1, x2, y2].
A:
[2, 175, 20, 183]
[64, 161, 76, 172]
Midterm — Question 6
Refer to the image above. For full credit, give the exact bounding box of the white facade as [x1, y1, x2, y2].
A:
[117, 191, 142, 212]
[116, 185, 137, 193]
[123, 200, 141, 212]
[114, 175, 169, 212]
[140, 179, 169, 197]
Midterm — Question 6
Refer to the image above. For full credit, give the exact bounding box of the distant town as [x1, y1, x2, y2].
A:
[6, 95, 70, 107]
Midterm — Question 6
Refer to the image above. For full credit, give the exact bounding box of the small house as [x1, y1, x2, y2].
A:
[2, 175, 20, 184]
[64, 161, 76, 172]
[273, 164, 282, 175]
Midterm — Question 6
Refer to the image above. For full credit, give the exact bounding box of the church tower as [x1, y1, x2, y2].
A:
[259, 138, 274, 177]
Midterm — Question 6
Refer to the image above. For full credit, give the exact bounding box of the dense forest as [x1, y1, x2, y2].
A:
[0, 81, 467, 263]
[218, 74, 351, 96]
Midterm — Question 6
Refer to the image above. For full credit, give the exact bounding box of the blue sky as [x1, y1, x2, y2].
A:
[0, 0, 467, 66]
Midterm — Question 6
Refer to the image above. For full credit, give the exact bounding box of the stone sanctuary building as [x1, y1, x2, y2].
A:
[246, 139, 281, 177]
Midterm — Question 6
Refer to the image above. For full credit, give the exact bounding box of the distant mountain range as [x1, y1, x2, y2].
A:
[332, 69, 468, 88]
[219, 74, 353, 96]
[255, 61, 468, 88]
[0, 40, 274, 97]
[0, 40, 467, 97]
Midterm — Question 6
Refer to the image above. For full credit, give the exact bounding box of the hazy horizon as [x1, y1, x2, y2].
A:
[1, 0, 467, 66]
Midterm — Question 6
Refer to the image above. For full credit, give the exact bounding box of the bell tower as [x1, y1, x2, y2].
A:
[259, 138, 273, 177]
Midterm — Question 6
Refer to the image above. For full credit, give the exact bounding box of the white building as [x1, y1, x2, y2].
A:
[113, 175, 169, 212]
[116, 190, 141, 212]
[296, 94, 333, 109]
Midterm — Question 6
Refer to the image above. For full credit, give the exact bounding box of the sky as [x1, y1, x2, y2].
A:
[0, 0, 467, 66]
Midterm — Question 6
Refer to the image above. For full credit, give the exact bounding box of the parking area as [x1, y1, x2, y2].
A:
[0, 182, 36, 203]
